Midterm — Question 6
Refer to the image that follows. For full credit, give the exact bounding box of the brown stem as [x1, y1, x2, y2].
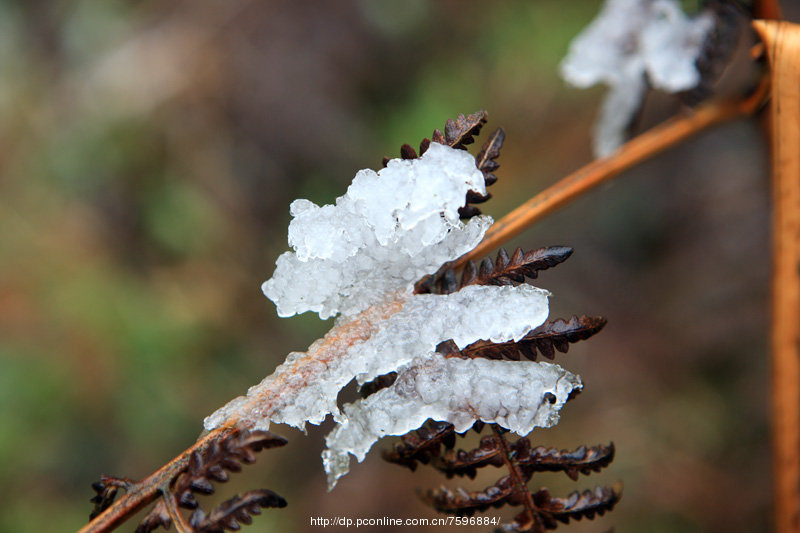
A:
[78, 426, 234, 533]
[753, 20, 800, 533]
[162, 489, 193, 533]
[491, 425, 543, 533]
[453, 80, 770, 269]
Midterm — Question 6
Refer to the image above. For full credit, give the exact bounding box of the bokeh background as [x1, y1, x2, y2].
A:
[0, 0, 795, 531]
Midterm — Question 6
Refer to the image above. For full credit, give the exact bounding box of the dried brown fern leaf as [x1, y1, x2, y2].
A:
[173, 429, 287, 510]
[468, 247, 573, 287]
[428, 438, 614, 482]
[475, 127, 504, 187]
[527, 485, 623, 531]
[358, 371, 397, 398]
[514, 441, 615, 481]
[444, 111, 488, 150]
[134, 429, 287, 532]
[430, 434, 505, 479]
[459, 315, 607, 361]
[422, 475, 516, 516]
[393, 238, 616, 532]
[387, 419, 619, 532]
[133, 501, 171, 533]
[90, 477, 133, 520]
[423, 431, 619, 531]
[382, 419, 491, 471]
[400, 143, 418, 159]
[382, 110, 488, 166]
[415, 247, 572, 295]
[458, 125, 505, 217]
[189, 490, 287, 533]
[382, 420, 459, 471]
[381, 110, 502, 219]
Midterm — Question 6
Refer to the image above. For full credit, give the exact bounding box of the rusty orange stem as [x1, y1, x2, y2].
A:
[454, 80, 769, 268]
[754, 19, 800, 533]
[77, 426, 233, 533]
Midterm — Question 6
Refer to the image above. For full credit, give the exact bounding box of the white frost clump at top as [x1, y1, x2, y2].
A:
[323, 356, 582, 489]
[262, 142, 491, 319]
[560, 0, 713, 157]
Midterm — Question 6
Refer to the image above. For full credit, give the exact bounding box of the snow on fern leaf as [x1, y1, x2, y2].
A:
[262, 142, 491, 319]
[204, 284, 550, 433]
[560, 0, 713, 157]
[323, 356, 581, 489]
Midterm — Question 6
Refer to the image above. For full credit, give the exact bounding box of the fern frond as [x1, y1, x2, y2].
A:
[134, 501, 171, 533]
[89, 476, 133, 520]
[529, 485, 623, 530]
[475, 127, 504, 186]
[189, 490, 287, 533]
[382, 420, 458, 471]
[415, 247, 572, 295]
[422, 475, 515, 515]
[383, 110, 501, 219]
[174, 430, 287, 510]
[515, 442, 616, 481]
[130, 429, 287, 532]
[460, 315, 607, 361]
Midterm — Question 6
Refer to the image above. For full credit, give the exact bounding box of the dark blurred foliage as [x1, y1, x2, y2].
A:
[0, 0, 793, 531]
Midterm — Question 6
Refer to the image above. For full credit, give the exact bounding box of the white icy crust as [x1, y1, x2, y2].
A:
[560, 0, 713, 157]
[262, 142, 491, 319]
[323, 357, 582, 489]
[203, 284, 550, 433]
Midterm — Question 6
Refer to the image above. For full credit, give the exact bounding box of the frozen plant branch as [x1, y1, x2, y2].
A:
[204, 284, 553, 435]
[204, 142, 575, 488]
[561, 0, 714, 156]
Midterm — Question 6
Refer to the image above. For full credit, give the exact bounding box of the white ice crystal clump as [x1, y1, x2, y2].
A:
[203, 284, 550, 432]
[323, 356, 582, 489]
[560, 0, 714, 157]
[262, 142, 491, 319]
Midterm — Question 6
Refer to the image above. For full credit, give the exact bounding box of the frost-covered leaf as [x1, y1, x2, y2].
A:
[204, 285, 550, 433]
[561, 0, 713, 156]
[323, 356, 581, 488]
[262, 142, 491, 319]
[203, 134, 573, 489]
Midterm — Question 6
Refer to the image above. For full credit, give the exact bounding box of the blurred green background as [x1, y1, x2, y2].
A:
[0, 0, 788, 531]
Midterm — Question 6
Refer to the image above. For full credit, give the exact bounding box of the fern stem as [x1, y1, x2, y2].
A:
[491, 425, 543, 533]
[754, 19, 800, 533]
[78, 426, 234, 533]
[453, 78, 770, 269]
[161, 488, 193, 533]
